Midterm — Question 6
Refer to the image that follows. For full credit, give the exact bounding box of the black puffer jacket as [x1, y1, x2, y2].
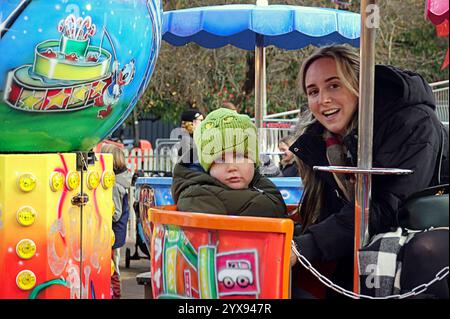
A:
[290, 65, 449, 264]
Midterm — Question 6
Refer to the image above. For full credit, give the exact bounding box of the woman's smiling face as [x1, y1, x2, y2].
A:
[305, 57, 358, 136]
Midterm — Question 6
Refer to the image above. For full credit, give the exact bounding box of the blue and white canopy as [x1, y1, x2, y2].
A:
[162, 4, 361, 50]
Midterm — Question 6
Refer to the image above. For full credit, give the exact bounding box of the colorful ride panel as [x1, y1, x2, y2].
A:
[0, 153, 114, 299]
[149, 206, 294, 299]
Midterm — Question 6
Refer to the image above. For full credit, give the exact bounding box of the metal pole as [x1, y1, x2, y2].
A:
[354, 0, 377, 294]
[133, 108, 140, 146]
[254, 0, 268, 130]
[255, 35, 266, 130]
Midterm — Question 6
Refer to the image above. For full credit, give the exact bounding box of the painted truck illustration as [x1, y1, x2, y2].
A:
[217, 260, 254, 289]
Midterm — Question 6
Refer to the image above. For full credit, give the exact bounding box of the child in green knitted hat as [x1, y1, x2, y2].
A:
[171, 108, 287, 217]
[194, 108, 259, 175]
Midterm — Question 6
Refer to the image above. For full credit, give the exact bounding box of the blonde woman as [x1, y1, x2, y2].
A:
[290, 45, 448, 298]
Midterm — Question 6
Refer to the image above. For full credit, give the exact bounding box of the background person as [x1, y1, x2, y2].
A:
[100, 143, 132, 299]
[176, 108, 204, 165]
[181, 108, 204, 135]
[222, 101, 238, 112]
[278, 135, 299, 177]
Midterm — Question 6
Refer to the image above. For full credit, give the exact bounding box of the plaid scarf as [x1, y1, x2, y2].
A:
[323, 131, 354, 201]
[358, 227, 420, 297]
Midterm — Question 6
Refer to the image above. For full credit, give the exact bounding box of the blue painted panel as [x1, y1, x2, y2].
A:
[135, 176, 303, 206]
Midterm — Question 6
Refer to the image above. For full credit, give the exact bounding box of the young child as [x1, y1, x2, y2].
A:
[172, 108, 287, 218]
[100, 143, 132, 299]
[278, 135, 299, 177]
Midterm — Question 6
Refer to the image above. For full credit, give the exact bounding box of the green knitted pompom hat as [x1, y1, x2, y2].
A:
[194, 108, 259, 172]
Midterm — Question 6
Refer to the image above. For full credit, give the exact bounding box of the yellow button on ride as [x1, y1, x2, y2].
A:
[18, 173, 37, 192]
[86, 171, 100, 190]
[16, 270, 37, 290]
[16, 239, 37, 259]
[16, 206, 37, 226]
[66, 171, 80, 191]
[50, 171, 65, 192]
[102, 170, 115, 189]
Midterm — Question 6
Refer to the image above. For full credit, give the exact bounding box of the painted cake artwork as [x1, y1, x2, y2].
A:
[0, 0, 162, 152]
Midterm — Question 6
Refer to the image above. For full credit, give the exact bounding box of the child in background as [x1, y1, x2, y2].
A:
[172, 108, 287, 217]
[278, 135, 299, 177]
[100, 143, 132, 299]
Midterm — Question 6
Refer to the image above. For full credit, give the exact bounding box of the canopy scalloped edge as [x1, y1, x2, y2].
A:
[162, 4, 361, 50]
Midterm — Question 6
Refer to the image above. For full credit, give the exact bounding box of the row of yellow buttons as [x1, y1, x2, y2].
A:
[15, 240, 37, 290]
[18, 170, 115, 193]
[15, 173, 40, 291]
[14, 170, 115, 291]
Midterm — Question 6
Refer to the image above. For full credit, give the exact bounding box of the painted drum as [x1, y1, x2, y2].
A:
[0, 0, 162, 152]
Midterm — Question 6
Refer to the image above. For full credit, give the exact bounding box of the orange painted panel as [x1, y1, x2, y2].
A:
[150, 207, 293, 299]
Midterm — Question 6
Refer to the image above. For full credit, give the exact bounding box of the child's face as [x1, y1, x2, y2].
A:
[278, 142, 294, 163]
[209, 152, 255, 190]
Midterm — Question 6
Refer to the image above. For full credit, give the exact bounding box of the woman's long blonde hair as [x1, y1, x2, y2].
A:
[295, 45, 360, 232]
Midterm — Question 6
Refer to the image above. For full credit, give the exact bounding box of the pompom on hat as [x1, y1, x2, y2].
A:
[194, 108, 259, 172]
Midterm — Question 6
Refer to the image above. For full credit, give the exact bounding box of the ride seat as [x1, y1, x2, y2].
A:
[148, 205, 293, 299]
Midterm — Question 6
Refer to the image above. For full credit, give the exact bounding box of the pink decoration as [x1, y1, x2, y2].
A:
[425, 0, 449, 25]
